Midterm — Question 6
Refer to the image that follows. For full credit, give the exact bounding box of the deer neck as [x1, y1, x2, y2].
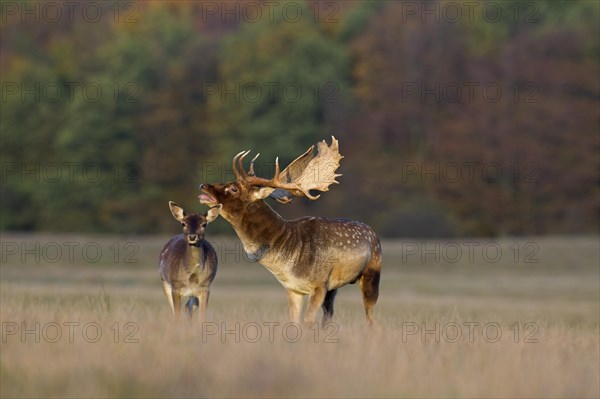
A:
[225, 200, 287, 261]
[184, 243, 204, 273]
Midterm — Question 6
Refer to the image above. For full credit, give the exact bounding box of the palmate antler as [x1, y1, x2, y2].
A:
[233, 136, 343, 201]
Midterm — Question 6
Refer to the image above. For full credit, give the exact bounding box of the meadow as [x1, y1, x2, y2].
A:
[1, 233, 598, 398]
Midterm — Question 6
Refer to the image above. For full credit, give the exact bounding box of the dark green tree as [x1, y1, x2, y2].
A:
[210, 1, 353, 169]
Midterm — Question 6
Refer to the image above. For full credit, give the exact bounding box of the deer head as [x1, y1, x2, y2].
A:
[169, 201, 221, 245]
[198, 136, 343, 221]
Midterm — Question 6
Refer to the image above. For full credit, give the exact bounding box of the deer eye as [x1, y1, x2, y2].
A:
[229, 186, 238, 193]
[201, 223, 207, 227]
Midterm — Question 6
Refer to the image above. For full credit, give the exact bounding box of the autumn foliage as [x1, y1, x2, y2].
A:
[1, 1, 598, 236]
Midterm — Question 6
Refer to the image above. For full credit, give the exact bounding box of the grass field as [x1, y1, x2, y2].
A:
[1, 233, 598, 398]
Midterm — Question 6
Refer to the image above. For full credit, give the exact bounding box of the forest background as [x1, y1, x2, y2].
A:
[2, 0, 598, 237]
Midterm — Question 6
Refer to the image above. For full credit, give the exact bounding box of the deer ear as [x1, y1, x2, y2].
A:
[205, 204, 222, 223]
[251, 186, 276, 200]
[169, 201, 185, 222]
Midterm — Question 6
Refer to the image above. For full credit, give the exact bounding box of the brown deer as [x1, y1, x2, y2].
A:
[199, 137, 382, 325]
[159, 201, 221, 320]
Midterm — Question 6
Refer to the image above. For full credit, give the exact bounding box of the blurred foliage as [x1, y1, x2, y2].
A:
[209, 1, 352, 167]
[1, 0, 598, 237]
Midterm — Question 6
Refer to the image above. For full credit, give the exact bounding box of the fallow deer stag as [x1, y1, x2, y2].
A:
[159, 202, 221, 320]
[199, 137, 382, 325]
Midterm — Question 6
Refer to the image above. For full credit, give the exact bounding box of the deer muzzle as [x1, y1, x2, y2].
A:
[186, 235, 199, 245]
[198, 184, 217, 205]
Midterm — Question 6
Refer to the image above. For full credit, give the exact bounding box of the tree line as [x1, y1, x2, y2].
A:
[1, 1, 598, 237]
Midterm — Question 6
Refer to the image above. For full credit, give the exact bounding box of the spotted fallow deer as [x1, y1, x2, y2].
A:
[199, 137, 382, 325]
[159, 201, 221, 320]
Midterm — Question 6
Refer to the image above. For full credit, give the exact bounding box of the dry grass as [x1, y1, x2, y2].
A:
[1, 234, 598, 398]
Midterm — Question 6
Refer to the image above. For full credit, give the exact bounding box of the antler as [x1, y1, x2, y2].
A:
[232, 150, 248, 180]
[237, 136, 343, 200]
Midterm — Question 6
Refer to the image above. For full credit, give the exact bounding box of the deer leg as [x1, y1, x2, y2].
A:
[197, 290, 210, 322]
[162, 281, 175, 315]
[287, 290, 304, 324]
[171, 291, 182, 320]
[304, 285, 327, 326]
[321, 289, 338, 325]
[185, 297, 199, 320]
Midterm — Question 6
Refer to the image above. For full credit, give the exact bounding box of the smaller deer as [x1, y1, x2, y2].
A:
[159, 201, 221, 320]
